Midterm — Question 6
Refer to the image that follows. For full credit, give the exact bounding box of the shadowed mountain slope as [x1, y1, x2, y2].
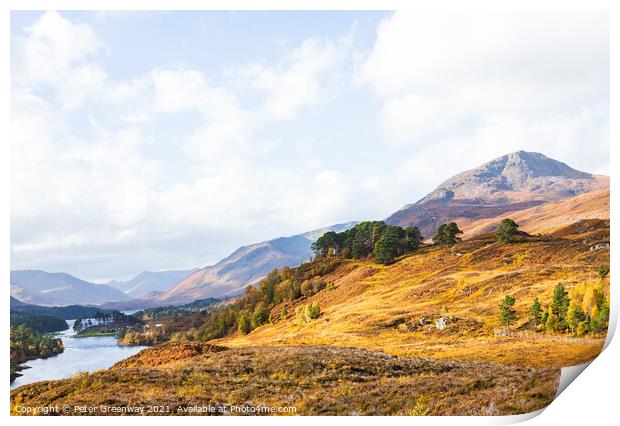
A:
[10, 270, 129, 306]
[106, 269, 199, 299]
[150, 222, 358, 305]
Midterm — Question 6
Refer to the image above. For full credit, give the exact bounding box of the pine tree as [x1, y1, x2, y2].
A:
[567, 304, 585, 334]
[237, 311, 251, 335]
[304, 302, 321, 321]
[550, 283, 570, 331]
[598, 264, 609, 279]
[251, 303, 269, 329]
[499, 295, 517, 329]
[545, 306, 558, 332]
[433, 222, 463, 246]
[298, 302, 321, 322]
[403, 226, 423, 252]
[528, 297, 543, 326]
[495, 218, 519, 243]
[374, 228, 400, 264]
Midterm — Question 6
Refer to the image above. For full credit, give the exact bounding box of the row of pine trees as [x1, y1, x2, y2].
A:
[499, 266, 609, 336]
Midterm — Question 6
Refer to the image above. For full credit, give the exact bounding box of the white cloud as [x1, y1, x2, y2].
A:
[57, 64, 107, 110]
[236, 37, 349, 120]
[11, 12, 359, 279]
[12, 11, 104, 87]
[358, 11, 609, 151]
[380, 93, 464, 143]
[151, 70, 210, 113]
[10, 11, 609, 281]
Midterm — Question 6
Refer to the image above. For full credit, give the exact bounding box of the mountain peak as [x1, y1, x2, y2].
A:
[416, 151, 598, 205]
[385, 151, 607, 237]
[485, 151, 591, 181]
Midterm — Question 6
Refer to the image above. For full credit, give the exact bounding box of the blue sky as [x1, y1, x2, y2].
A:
[10, 11, 609, 281]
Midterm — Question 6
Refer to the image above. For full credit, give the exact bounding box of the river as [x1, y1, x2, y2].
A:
[11, 319, 146, 389]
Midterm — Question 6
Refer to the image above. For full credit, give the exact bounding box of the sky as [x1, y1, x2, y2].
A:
[10, 11, 609, 282]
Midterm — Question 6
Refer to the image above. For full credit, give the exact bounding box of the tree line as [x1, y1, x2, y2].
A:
[10, 311, 68, 333]
[312, 217, 525, 265]
[73, 310, 141, 333]
[122, 257, 341, 345]
[138, 298, 220, 321]
[311, 221, 424, 264]
[10, 324, 64, 382]
[499, 266, 610, 336]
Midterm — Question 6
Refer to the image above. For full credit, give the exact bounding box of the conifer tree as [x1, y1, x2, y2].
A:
[495, 218, 519, 243]
[567, 304, 585, 334]
[528, 297, 543, 326]
[550, 283, 570, 331]
[433, 222, 463, 246]
[499, 295, 517, 329]
[237, 311, 251, 335]
[374, 228, 400, 264]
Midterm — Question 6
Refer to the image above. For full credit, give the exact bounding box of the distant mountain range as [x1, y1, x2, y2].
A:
[10, 270, 129, 306]
[10, 296, 116, 319]
[106, 269, 199, 299]
[145, 222, 358, 305]
[385, 151, 608, 238]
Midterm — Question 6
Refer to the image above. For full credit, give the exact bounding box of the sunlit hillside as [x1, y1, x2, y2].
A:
[10, 343, 559, 416]
[463, 188, 610, 238]
[10, 218, 608, 416]
[215, 219, 609, 369]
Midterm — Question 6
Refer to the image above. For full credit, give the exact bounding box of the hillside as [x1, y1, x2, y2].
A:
[215, 219, 609, 369]
[10, 343, 558, 415]
[385, 151, 608, 238]
[10, 270, 129, 306]
[9, 297, 116, 320]
[462, 188, 609, 238]
[149, 222, 357, 305]
[106, 269, 198, 299]
[147, 151, 607, 306]
[10, 218, 608, 415]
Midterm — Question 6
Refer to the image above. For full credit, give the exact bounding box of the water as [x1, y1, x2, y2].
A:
[11, 319, 146, 389]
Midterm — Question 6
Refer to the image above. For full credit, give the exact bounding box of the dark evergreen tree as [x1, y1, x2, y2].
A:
[528, 297, 543, 326]
[495, 218, 519, 243]
[374, 227, 400, 264]
[550, 283, 570, 331]
[499, 295, 517, 329]
[251, 303, 269, 329]
[433, 222, 463, 246]
[567, 305, 585, 333]
[403, 226, 424, 252]
[598, 264, 609, 279]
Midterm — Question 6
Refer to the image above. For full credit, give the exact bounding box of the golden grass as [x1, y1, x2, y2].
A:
[215, 219, 609, 369]
[10, 345, 560, 416]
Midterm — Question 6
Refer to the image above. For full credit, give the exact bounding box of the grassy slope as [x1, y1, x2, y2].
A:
[214, 219, 609, 369]
[10, 343, 559, 416]
[463, 188, 609, 238]
[10, 219, 608, 416]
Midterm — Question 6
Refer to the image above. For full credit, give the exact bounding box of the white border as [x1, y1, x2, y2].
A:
[2, 1, 617, 424]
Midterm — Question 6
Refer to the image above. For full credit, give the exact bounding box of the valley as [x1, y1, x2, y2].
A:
[9, 151, 611, 416]
[10, 217, 609, 415]
[11, 319, 146, 389]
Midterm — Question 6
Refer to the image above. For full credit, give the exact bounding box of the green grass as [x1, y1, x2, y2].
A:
[74, 330, 117, 338]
